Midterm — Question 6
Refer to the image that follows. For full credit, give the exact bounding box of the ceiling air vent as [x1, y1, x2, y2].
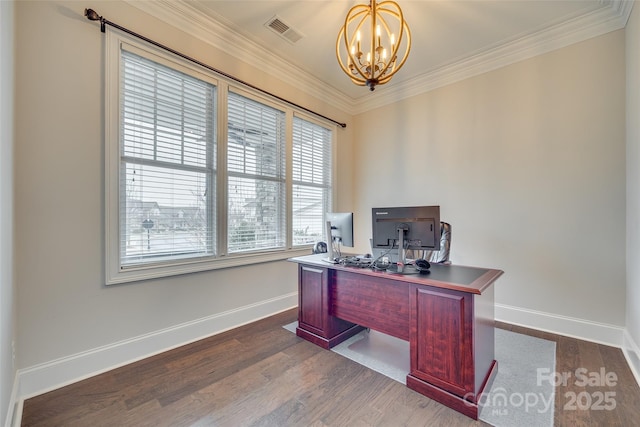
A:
[265, 15, 304, 44]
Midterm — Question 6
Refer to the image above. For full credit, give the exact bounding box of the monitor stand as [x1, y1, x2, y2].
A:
[386, 263, 419, 274]
[387, 229, 418, 274]
[322, 220, 338, 263]
[397, 227, 407, 265]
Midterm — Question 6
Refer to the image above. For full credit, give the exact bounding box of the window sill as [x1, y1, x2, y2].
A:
[106, 247, 312, 285]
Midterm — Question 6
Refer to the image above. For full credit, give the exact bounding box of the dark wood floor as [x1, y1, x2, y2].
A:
[21, 309, 640, 426]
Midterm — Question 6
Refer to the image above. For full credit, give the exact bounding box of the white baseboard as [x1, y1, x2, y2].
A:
[8, 292, 297, 426]
[496, 303, 640, 389]
[4, 371, 21, 427]
[7, 298, 639, 427]
[495, 303, 625, 347]
[622, 330, 640, 388]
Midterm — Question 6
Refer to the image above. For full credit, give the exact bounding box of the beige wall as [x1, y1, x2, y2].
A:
[627, 3, 640, 370]
[352, 30, 626, 326]
[14, 0, 353, 369]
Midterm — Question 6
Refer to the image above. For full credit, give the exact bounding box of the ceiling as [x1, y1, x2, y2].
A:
[128, 0, 633, 113]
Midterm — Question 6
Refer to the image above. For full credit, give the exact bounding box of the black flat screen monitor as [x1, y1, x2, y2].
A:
[372, 206, 440, 253]
[326, 212, 354, 247]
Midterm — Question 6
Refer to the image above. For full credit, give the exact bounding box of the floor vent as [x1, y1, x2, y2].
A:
[265, 15, 304, 44]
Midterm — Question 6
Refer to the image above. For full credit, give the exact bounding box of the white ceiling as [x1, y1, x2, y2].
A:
[128, 0, 633, 113]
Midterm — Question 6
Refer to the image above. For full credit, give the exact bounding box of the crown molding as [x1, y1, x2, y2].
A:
[351, 0, 634, 114]
[124, 0, 356, 114]
[125, 0, 633, 116]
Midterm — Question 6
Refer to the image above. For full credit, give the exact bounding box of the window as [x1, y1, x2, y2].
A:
[106, 31, 335, 284]
[292, 117, 332, 246]
[120, 51, 216, 266]
[227, 92, 286, 253]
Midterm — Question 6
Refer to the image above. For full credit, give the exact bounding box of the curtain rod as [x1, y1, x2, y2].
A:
[84, 8, 347, 129]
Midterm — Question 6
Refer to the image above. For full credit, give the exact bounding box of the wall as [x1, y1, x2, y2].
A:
[352, 30, 626, 333]
[13, 0, 353, 396]
[626, 2, 640, 381]
[0, 0, 16, 424]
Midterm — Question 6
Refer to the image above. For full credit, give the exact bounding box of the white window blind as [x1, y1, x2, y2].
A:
[106, 31, 339, 284]
[227, 92, 286, 253]
[292, 117, 332, 246]
[120, 50, 216, 266]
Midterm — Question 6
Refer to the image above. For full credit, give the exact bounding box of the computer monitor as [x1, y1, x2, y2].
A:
[371, 206, 440, 266]
[326, 212, 354, 247]
[323, 212, 354, 262]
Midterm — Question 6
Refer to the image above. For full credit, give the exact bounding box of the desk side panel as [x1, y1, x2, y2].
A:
[331, 270, 410, 341]
[474, 283, 496, 395]
[409, 286, 474, 397]
[298, 265, 326, 336]
[297, 264, 359, 347]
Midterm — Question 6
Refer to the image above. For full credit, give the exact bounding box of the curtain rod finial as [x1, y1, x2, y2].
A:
[84, 8, 105, 32]
[84, 8, 100, 21]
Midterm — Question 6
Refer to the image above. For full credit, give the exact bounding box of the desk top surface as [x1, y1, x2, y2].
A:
[289, 254, 503, 294]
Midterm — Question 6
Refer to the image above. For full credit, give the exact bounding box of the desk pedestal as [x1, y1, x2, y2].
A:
[406, 283, 497, 419]
[292, 256, 503, 420]
[296, 264, 364, 348]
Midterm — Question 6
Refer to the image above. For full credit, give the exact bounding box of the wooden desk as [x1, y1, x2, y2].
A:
[289, 254, 503, 420]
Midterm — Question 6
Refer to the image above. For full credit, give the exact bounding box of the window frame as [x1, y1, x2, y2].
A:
[291, 114, 334, 247]
[105, 29, 336, 285]
[225, 89, 288, 255]
[118, 49, 218, 268]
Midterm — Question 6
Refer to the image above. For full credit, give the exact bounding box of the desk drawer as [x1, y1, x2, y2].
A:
[330, 270, 410, 341]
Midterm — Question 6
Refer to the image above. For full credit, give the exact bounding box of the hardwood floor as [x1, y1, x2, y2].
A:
[21, 309, 640, 426]
[495, 321, 640, 427]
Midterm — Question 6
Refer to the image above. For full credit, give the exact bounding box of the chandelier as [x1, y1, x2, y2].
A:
[336, 0, 411, 91]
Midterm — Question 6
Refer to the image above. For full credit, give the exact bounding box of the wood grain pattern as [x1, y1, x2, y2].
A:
[297, 265, 363, 348]
[331, 270, 410, 340]
[288, 254, 504, 294]
[21, 311, 640, 427]
[298, 265, 325, 334]
[410, 287, 470, 397]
